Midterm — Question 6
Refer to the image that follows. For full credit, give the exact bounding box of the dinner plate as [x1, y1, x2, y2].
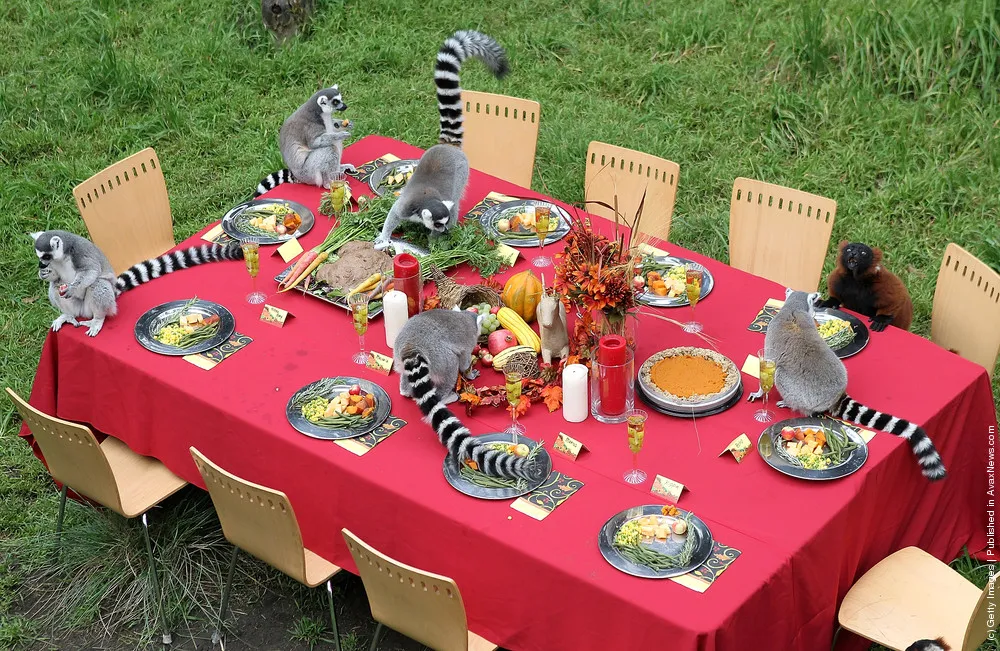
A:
[598, 505, 714, 579]
[134, 299, 235, 356]
[636, 380, 745, 418]
[478, 199, 572, 248]
[636, 256, 715, 307]
[221, 198, 315, 245]
[369, 159, 420, 197]
[815, 308, 869, 359]
[286, 377, 391, 440]
[442, 432, 552, 500]
[757, 417, 868, 481]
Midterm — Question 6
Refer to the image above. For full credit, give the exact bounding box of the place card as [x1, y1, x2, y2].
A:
[334, 415, 407, 456]
[553, 432, 587, 460]
[719, 433, 753, 463]
[366, 351, 393, 376]
[747, 298, 786, 333]
[346, 153, 401, 185]
[201, 223, 225, 243]
[273, 238, 304, 263]
[636, 242, 670, 257]
[650, 475, 686, 503]
[741, 355, 760, 379]
[496, 244, 520, 266]
[182, 332, 253, 370]
[510, 472, 584, 521]
[830, 419, 877, 443]
[670, 541, 742, 593]
[260, 304, 294, 328]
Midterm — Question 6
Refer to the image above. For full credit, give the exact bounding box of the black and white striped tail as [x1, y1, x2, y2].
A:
[832, 395, 947, 481]
[254, 169, 296, 198]
[435, 30, 509, 146]
[114, 243, 244, 295]
[905, 638, 949, 651]
[403, 351, 543, 481]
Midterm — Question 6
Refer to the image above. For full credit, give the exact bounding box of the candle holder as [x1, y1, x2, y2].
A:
[590, 350, 635, 424]
[393, 253, 422, 318]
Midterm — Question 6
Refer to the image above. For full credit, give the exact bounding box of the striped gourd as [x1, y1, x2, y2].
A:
[492, 345, 537, 371]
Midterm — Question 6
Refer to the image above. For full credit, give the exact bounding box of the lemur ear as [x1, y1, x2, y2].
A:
[442, 200, 454, 211]
[837, 240, 849, 252]
[29, 231, 43, 243]
[420, 209, 432, 220]
[808, 292, 820, 306]
[871, 247, 883, 262]
[785, 287, 795, 299]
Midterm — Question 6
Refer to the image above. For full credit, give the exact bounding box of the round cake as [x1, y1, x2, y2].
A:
[639, 347, 740, 411]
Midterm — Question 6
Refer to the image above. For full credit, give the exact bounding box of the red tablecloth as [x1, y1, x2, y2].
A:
[21, 135, 996, 651]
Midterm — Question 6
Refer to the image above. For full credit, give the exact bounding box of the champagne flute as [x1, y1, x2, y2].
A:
[754, 349, 776, 423]
[329, 174, 351, 216]
[504, 370, 525, 440]
[682, 264, 705, 334]
[348, 293, 369, 365]
[623, 409, 648, 484]
[241, 239, 266, 305]
[532, 204, 553, 268]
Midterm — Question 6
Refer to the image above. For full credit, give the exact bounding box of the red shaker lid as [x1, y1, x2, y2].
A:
[599, 335, 627, 365]
[393, 253, 419, 277]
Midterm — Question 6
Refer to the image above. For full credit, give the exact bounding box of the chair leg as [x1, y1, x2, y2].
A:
[368, 622, 384, 651]
[55, 484, 68, 541]
[141, 513, 172, 645]
[830, 623, 842, 650]
[212, 545, 239, 646]
[326, 580, 341, 651]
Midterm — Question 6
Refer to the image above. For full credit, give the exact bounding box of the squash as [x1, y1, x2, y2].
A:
[501, 270, 543, 323]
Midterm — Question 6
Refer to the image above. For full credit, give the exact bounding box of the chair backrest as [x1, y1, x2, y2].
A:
[342, 528, 470, 651]
[931, 243, 1000, 379]
[461, 90, 540, 188]
[73, 148, 176, 274]
[728, 177, 837, 292]
[6, 388, 123, 512]
[962, 573, 998, 651]
[584, 141, 680, 244]
[190, 448, 307, 583]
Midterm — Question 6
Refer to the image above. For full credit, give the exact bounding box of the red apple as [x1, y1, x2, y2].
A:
[780, 427, 796, 441]
[480, 352, 494, 366]
[490, 306, 501, 315]
[487, 329, 517, 355]
[472, 345, 481, 356]
[466, 306, 479, 314]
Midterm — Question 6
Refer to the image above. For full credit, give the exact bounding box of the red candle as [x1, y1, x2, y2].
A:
[599, 335, 627, 415]
[393, 253, 422, 317]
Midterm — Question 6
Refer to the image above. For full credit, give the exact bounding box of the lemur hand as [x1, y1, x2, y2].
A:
[462, 366, 480, 381]
[870, 314, 893, 332]
[816, 296, 841, 309]
[340, 163, 357, 174]
[373, 238, 394, 252]
[747, 389, 763, 403]
[65, 282, 87, 300]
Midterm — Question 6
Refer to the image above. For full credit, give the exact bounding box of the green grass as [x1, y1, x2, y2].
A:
[0, 0, 998, 648]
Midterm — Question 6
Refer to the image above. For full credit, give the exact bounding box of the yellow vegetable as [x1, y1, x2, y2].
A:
[497, 307, 541, 352]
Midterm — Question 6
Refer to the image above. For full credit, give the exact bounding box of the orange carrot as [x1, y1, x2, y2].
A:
[281, 250, 319, 289]
[278, 250, 329, 293]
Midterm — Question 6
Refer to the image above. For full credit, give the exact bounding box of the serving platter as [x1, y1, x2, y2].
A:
[815, 308, 869, 359]
[636, 256, 715, 307]
[479, 199, 572, 248]
[636, 380, 744, 418]
[598, 505, 714, 579]
[757, 417, 869, 481]
[637, 347, 741, 414]
[134, 299, 235, 356]
[442, 432, 552, 500]
[221, 198, 314, 245]
[286, 377, 391, 440]
[274, 263, 386, 319]
[369, 159, 420, 197]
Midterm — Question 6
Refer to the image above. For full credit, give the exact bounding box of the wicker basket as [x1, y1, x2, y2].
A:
[427, 266, 502, 310]
[500, 350, 541, 379]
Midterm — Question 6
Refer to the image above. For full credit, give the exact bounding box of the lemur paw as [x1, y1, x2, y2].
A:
[870, 315, 892, 332]
[373, 238, 393, 252]
[747, 389, 763, 403]
[441, 391, 459, 405]
[65, 284, 86, 300]
[51, 315, 79, 332]
[341, 164, 357, 174]
[462, 367, 480, 380]
[775, 400, 788, 409]
[80, 319, 105, 337]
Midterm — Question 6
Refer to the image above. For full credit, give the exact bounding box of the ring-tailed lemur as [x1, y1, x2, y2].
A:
[254, 86, 355, 197]
[906, 639, 949, 651]
[393, 309, 547, 482]
[748, 289, 946, 481]
[33, 230, 243, 337]
[373, 30, 509, 251]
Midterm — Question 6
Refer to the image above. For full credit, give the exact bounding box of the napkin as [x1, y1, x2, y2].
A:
[463, 191, 518, 224]
[183, 332, 253, 370]
[510, 471, 583, 520]
[747, 298, 786, 333]
[670, 541, 742, 593]
[334, 415, 407, 455]
[347, 153, 401, 186]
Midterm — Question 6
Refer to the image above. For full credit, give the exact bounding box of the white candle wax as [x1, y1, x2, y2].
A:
[383, 290, 409, 349]
[562, 363, 589, 423]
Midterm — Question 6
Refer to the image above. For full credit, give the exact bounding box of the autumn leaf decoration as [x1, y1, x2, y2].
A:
[541, 385, 563, 412]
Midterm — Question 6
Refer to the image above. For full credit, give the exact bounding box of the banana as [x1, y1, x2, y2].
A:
[492, 345, 536, 371]
[497, 307, 541, 353]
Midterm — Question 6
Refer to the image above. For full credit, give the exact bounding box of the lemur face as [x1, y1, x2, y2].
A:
[32, 234, 63, 263]
[841, 243, 874, 272]
[417, 200, 455, 233]
[316, 86, 347, 113]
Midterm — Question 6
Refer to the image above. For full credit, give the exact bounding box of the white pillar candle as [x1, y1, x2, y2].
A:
[383, 290, 409, 349]
[562, 364, 589, 423]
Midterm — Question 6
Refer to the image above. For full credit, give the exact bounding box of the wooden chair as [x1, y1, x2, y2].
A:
[342, 528, 497, 651]
[931, 243, 1000, 379]
[190, 448, 342, 650]
[838, 546, 996, 650]
[73, 148, 176, 274]
[6, 387, 187, 644]
[728, 178, 837, 292]
[584, 142, 680, 244]
[460, 90, 540, 187]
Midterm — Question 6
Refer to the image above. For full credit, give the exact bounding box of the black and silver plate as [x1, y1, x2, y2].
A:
[758, 417, 869, 481]
[598, 505, 714, 579]
[815, 308, 869, 359]
[636, 380, 744, 418]
[221, 198, 315, 245]
[135, 300, 235, 356]
[636, 256, 715, 307]
[443, 432, 552, 500]
[479, 200, 572, 248]
[286, 377, 391, 440]
[369, 159, 420, 197]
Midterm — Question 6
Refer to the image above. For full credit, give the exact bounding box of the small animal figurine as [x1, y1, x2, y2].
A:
[537, 282, 568, 365]
[261, 0, 315, 46]
[819, 241, 913, 332]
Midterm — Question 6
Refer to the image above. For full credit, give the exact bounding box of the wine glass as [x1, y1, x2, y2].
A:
[504, 370, 525, 440]
[754, 349, 776, 423]
[348, 293, 369, 365]
[241, 239, 266, 305]
[329, 174, 351, 216]
[682, 264, 705, 334]
[532, 205, 552, 268]
[623, 409, 648, 484]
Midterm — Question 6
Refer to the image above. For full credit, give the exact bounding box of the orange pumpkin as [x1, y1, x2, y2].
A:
[501, 270, 543, 323]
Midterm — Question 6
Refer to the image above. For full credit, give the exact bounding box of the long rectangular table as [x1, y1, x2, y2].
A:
[22, 135, 996, 650]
